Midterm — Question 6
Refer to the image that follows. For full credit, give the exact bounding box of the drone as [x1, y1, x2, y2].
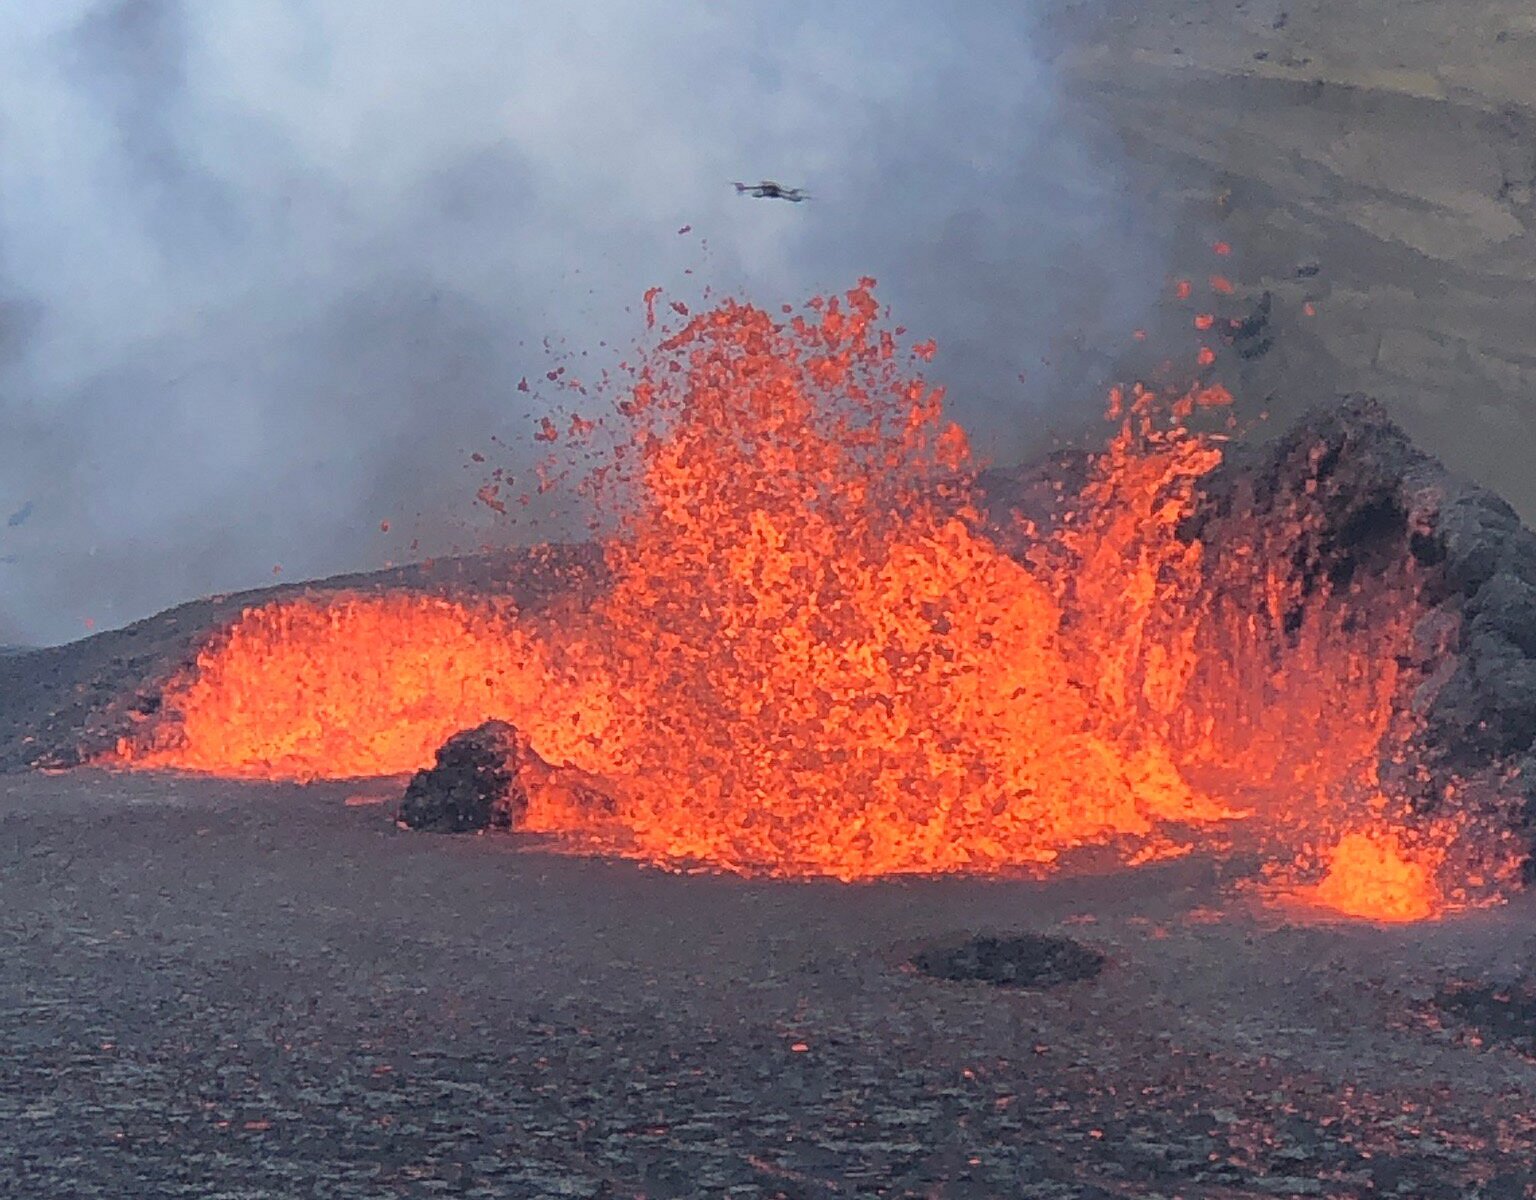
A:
[732, 180, 810, 202]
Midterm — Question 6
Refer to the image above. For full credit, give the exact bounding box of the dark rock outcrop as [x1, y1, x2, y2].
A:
[1189, 396, 1536, 869]
[397, 721, 533, 833]
[975, 448, 1093, 549]
[978, 394, 1536, 878]
[398, 719, 619, 835]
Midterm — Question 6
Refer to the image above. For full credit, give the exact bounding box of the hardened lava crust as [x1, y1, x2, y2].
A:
[2, 770, 1535, 1196]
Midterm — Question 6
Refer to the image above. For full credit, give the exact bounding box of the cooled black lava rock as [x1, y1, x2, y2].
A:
[910, 933, 1105, 988]
[397, 720, 532, 833]
[1436, 981, 1536, 1060]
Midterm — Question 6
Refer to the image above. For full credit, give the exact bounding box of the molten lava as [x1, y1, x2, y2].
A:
[114, 279, 1504, 912]
[1306, 831, 1445, 923]
[121, 594, 617, 780]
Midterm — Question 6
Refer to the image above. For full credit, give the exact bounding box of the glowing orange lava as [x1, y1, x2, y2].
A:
[112, 280, 1502, 910]
[1305, 830, 1445, 923]
[121, 594, 616, 781]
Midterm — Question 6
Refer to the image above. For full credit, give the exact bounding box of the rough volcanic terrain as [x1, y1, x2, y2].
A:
[1183, 396, 1536, 862]
[4, 769, 1535, 1197]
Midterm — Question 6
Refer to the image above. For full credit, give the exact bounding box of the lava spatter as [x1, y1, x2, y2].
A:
[114, 280, 1501, 914]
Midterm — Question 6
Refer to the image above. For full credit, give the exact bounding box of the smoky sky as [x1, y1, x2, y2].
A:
[0, 0, 1178, 646]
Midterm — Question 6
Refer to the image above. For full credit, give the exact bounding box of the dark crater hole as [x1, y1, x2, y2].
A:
[909, 933, 1105, 988]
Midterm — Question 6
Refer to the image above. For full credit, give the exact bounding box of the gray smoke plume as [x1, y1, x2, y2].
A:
[0, 0, 1174, 646]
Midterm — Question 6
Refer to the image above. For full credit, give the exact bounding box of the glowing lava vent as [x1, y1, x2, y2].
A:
[115, 281, 1526, 912]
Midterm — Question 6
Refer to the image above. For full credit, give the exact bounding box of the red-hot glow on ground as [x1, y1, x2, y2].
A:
[123, 594, 618, 781]
[1306, 831, 1445, 923]
[115, 281, 1499, 915]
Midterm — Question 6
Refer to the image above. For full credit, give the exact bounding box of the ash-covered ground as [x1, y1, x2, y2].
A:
[4, 769, 1536, 1198]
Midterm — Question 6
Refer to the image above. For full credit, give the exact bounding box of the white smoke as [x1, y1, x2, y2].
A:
[0, 0, 1170, 645]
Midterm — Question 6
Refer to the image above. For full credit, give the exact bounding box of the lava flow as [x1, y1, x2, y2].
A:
[123, 593, 618, 782]
[115, 279, 1496, 916]
[1306, 830, 1446, 923]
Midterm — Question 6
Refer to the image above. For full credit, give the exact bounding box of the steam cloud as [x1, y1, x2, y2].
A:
[0, 0, 1173, 646]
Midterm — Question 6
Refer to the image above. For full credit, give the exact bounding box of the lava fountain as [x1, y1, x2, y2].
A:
[115, 280, 1520, 915]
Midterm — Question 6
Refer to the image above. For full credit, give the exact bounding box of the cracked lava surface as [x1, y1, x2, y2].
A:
[4, 770, 1535, 1198]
